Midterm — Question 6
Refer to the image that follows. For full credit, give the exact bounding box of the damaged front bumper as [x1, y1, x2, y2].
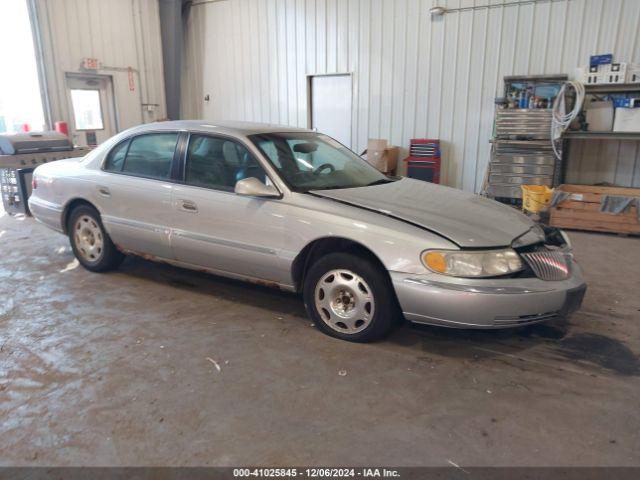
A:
[391, 258, 586, 329]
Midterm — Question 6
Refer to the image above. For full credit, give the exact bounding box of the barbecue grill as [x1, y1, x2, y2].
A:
[0, 131, 89, 215]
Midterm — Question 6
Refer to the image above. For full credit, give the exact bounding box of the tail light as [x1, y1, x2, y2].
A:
[32, 176, 38, 190]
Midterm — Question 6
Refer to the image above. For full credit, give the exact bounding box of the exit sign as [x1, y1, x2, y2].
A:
[82, 57, 99, 70]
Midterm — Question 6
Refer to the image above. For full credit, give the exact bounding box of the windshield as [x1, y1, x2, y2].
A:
[249, 132, 392, 191]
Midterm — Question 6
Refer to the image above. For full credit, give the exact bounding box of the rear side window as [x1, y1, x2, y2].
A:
[104, 140, 129, 172]
[121, 133, 179, 180]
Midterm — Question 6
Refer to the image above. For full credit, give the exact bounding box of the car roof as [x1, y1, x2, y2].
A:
[129, 120, 314, 136]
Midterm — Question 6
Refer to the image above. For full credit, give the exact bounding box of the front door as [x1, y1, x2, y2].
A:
[170, 133, 289, 284]
[65, 73, 117, 146]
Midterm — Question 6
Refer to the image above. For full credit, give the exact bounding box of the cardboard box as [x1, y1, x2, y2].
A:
[364, 139, 398, 173]
[627, 63, 640, 83]
[580, 66, 605, 85]
[603, 64, 627, 84]
[580, 62, 627, 84]
[367, 139, 388, 152]
[586, 101, 614, 131]
[613, 108, 640, 132]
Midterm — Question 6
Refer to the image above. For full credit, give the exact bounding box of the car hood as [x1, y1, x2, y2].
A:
[313, 178, 536, 248]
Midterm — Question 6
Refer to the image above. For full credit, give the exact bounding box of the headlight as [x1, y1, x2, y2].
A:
[422, 248, 523, 278]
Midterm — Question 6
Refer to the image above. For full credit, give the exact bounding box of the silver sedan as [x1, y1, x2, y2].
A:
[29, 121, 586, 342]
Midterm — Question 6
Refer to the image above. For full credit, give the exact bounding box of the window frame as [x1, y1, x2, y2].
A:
[177, 132, 282, 198]
[100, 130, 184, 183]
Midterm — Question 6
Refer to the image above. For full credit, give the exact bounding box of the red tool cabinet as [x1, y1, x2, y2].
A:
[403, 139, 441, 184]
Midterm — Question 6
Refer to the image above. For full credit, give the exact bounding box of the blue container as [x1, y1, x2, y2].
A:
[590, 54, 613, 67]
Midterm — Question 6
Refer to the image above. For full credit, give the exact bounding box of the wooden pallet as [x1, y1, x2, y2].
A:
[549, 184, 640, 235]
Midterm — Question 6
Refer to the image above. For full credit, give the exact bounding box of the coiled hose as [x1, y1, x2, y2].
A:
[551, 80, 585, 159]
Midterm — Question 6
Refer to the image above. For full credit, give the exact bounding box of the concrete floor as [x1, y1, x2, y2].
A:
[0, 209, 639, 467]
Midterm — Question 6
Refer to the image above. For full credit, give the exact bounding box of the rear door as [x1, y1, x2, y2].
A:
[170, 133, 289, 284]
[96, 132, 180, 259]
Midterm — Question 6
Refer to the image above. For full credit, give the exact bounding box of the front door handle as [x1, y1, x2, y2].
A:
[97, 186, 111, 197]
[180, 199, 198, 213]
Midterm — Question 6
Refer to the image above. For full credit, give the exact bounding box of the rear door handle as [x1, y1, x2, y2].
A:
[97, 186, 111, 197]
[180, 199, 198, 213]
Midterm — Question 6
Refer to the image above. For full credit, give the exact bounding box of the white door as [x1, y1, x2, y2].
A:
[310, 74, 352, 148]
[65, 74, 117, 146]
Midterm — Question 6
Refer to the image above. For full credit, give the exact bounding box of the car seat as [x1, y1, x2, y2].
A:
[189, 138, 233, 188]
[222, 141, 266, 184]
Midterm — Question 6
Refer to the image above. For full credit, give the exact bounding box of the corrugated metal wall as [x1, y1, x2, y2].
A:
[33, 0, 167, 135]
[181, 0, 640, 191]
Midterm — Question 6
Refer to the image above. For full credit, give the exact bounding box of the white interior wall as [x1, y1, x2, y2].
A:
[33, 0, 167, 134]
[181, 0, 640, 191]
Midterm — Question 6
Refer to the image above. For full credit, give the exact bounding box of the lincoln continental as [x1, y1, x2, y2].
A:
[29, 121, 586, 342]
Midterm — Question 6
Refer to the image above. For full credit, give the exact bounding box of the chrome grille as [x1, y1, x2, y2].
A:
[520, 250, 570, 281]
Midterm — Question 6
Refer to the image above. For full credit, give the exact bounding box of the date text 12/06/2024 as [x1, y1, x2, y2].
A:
[233, 468, 401, 478]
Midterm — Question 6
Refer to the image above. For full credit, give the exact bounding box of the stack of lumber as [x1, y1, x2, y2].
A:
[549, 184, 640, 235]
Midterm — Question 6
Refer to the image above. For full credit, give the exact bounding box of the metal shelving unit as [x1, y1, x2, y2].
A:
[563, 82, 640, 169]
[548, 83, 640, 235]
[560, 82, 640, 189]
[484, 79, 639, 200]
[583, 83, 640, 94]
[564, 131, 640, 140]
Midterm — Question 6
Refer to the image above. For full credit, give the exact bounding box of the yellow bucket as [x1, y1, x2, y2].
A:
[521, 185, 553, 213]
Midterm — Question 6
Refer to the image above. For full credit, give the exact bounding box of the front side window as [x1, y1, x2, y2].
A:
[185, 134, 268, 191]
[250, 132, 391, 191]
[121, 133, 178, 180]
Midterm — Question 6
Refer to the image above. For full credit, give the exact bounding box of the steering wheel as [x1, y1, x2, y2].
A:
[313, 163, 336, 175]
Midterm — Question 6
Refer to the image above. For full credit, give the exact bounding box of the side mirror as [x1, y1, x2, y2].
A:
[235, 177, 280, 198]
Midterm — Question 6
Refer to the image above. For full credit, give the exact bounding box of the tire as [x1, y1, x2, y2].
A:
[303, 252, 400, 342]
[67, 204, 124, 272]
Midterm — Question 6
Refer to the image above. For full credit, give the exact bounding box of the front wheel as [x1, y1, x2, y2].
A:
[68, 204, 124, 272]
[303, 252, 400, 342]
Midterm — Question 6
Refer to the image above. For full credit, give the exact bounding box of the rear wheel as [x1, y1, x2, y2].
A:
[303, 252, 399, 342]
[68, 204, 124, 272]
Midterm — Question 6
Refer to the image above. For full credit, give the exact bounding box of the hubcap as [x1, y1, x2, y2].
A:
[314, 269, 375, 334]
[74, 215, 104, 263]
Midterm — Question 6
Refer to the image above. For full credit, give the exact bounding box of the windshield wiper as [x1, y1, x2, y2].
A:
[365, 178, 394, 187]
[306, 179, 395, 192]
[308, 185, 352, 191]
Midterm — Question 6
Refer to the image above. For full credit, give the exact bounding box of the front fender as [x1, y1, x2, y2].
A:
[282, 193, 459, 277]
